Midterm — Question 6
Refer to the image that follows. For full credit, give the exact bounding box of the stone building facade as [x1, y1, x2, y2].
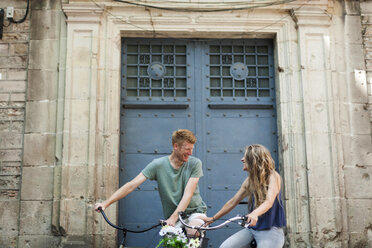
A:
[0, 0, 371, 247]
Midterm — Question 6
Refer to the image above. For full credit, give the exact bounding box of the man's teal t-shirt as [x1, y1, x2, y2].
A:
[141, 156, 207, 219]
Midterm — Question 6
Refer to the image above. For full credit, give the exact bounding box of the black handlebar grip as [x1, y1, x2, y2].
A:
[179, 211, 187, 218]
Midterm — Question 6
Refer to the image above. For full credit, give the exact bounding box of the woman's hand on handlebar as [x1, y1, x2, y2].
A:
[202, 216, 215, 225]
[246, 213, 258, 226]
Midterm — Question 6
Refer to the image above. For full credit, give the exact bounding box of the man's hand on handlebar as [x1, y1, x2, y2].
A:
[94, 203, 106, 212]
[165, 215, 178, 226]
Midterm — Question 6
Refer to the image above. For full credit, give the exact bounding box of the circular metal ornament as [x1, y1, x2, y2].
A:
[147, 62, 166, 80]
[230, 62, 248, 80]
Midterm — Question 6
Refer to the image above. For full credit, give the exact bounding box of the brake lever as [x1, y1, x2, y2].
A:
[238, 216, 251, 228]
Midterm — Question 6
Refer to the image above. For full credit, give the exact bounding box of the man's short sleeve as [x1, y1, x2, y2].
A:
[190, 158, 203, 178]
[141, 159, 158, 180]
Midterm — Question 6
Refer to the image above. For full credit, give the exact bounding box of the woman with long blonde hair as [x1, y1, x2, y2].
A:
[204, 144, 286, 248]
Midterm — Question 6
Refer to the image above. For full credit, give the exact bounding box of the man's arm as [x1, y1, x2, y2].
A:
[166, 177, 199, 226]
[94, 172, 147, 211]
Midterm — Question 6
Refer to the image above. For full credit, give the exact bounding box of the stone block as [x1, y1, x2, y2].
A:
[0, 44, 9, 56]
[349, 69, 368, 104]
[27, 69, 58, 101]
[348, 232, 371, 248]
[29, 39, 60, 70]
[0, 108, 24, 121]
[10, 93, 25, 102]
[31, 10, 62, 40]
[0, 80, 26, 93]
[0, 189, 19, 200]
[344, 166, 372, 199]
[10, 121, 23, 132]
[60, 199, 86, 235]
[7, 69, 27, 80]
[347, 199, 372, 233]
[61, 165, 87, 199]
[60, 235, 95, 248]
[350, 103, 371, 135]
[308, 165, 336, 198]
[309, 133, 332, 167]
[309, 101, 332, 133]
[0, 69, 6, 80]
[0, 235, 17, 248]
[0, 56, 27, 69]
[71, 68, 92, 99]
[345, 15, 363, 44]
[0, 201, 19, 234]
[32, 0, 62, 10]
[21, 166, 54, 200]
[345, 0, 361, 15]
[342, 134, 372, 166]
[1, 32, 29, 43]
[361, 1, 372, 13]
[0, 175, 20, 189]
[69, 100, 90, 130]
[0, 132, 23, 149]
[19, 200, 52, 235]
[25, 101, 57, 133]
[0, 121, 10, 132]
[347, 43, 366, 71]
[9, 43, 28, 56]
[0, 149, 22, 162]
[0, 162, 21, 175]
[23, 133, 56, 166]
[18, 235, 60, 248]
[62, 133, 89, 165]
[309, 198, 342, 241]
[306, 71, 328, 101]
[0, 93, 10, 101]
[339, 103, 351, 133]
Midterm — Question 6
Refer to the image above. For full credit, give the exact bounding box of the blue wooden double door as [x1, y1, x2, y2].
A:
[119, 38, 278, 247]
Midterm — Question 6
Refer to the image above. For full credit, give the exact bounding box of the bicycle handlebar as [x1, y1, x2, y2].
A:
[178, 211, 250, 231]
[98, 207, 164, 233]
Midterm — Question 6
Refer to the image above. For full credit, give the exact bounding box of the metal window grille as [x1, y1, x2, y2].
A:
[123, 42, 188, 98]
[209, 44, 271, 98]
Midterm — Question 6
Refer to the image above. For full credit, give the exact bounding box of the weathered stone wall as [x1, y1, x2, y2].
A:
[1, 0, 66, 247]
[0, 0, 371, 247]
[0, 1, 29, 247]
[18, 0, 66, 247]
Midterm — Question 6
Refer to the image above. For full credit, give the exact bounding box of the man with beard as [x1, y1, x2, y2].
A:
[94, 129, 207, 235]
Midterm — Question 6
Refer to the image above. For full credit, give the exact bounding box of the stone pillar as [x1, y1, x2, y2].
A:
[18, 0, 66, 247]
[59, 3, 117, 247]
[290, 6, 345, 247]
[0, 1, 29, 247]
[345, 1, 372, 247]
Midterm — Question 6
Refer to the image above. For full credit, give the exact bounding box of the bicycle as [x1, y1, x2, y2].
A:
[98, 207, 165, 248]
[178, 211, 256, 248]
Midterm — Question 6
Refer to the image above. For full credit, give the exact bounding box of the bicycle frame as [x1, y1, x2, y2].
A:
[98, 207, 164, 247]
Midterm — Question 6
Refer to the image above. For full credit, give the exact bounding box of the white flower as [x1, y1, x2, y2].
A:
[186, 238, 200, 248]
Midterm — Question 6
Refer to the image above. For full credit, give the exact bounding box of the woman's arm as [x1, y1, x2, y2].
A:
[207, 178, 249, 222]
[247, 171, 281, 225]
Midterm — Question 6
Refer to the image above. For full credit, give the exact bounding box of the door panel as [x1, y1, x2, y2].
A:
[119, 38, 277, 247]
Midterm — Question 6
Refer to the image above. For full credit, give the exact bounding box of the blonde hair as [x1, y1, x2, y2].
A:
[245, 144, 275, 208]
[171, 129, 196, 145]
